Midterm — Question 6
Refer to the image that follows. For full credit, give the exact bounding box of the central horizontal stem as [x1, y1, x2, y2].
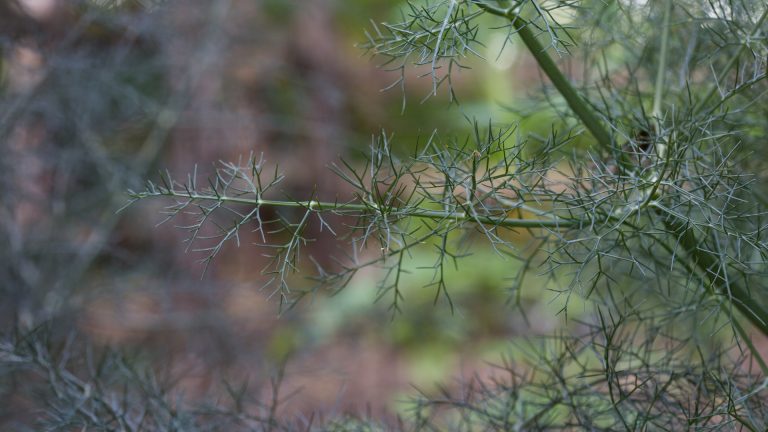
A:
[132, 189, 581, 229]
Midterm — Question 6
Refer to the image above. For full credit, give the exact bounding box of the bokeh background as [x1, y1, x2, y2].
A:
[1, 0, 583, 426]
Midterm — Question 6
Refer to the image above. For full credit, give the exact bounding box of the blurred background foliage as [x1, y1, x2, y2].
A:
[3, 0, 758, 429]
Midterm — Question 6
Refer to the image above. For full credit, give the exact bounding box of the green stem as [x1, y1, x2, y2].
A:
[648, 2, 768, 346]
[476, 1, 768, 340]
[476, 2, 613, 152]
[651, 0, 673, 162]
[667, 218, 768, 338]
[733, 319, 768, 376]
[683, 6, 768, 342]
[651, 0, 672, 122]
[131, 189, 581, 229]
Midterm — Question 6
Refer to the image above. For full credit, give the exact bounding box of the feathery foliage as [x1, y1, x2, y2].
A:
[131, 0, 768, 428]
[4, 0, 767, 429]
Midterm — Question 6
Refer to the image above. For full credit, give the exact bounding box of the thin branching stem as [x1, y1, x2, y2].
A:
[130, 189, 580, 229]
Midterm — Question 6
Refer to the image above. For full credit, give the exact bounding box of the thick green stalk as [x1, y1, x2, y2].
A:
[476, 3, 613, 152]
[131, 189, 581, 229]
[663, 3, 768, 339]
[651, 0, 671, 122]
[651, 0, 672, 158]
[667, 219, 768, 337]
[641, 219, 768, 373]
[478, 1, 768, 340]
[733, 319, 768, 376]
